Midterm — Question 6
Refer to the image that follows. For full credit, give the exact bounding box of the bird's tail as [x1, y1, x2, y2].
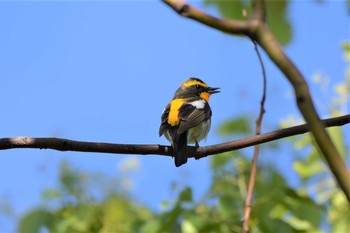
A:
[173, 132, 188, 167]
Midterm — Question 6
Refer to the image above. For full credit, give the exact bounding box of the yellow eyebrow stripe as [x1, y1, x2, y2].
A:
[167, 98, 185, 126]
[183, 80, 208, 88]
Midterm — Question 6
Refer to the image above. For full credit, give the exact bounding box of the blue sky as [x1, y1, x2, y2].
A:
[0, 1, 348, 231]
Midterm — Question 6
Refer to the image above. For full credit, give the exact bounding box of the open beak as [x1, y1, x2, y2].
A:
[208, 87, 220, 94]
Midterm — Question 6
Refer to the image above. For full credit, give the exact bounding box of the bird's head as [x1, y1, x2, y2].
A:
[174, 77, 220, 101]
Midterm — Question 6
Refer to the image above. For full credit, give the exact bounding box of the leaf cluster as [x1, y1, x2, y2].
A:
[18, 162, 155, 233]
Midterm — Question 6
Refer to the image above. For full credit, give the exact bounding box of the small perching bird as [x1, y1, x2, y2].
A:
[159, 78, 220, 167]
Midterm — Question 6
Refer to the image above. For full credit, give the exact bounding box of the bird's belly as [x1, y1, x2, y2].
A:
[187, 120, 211, 144]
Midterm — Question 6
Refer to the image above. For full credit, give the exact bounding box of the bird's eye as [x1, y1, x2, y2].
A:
[195, 85, 201, 89]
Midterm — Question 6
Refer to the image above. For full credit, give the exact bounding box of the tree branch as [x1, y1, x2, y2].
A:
[162, 0, 350, 202]
[0, 115, 348, 158]
[163, 0, 250, 35]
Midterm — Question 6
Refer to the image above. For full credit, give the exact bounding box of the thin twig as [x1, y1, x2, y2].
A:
[0, 115, 348, 158]
[242, 40, 267, 233]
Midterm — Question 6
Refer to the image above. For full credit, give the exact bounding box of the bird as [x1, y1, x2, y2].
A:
[159, 77, 220, 167]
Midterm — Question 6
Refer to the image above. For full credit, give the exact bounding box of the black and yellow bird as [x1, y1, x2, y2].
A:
[159, 78, 220, 167]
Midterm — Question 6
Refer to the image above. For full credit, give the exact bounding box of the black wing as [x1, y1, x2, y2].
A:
[159, 103, 170, 137]
[177, 101, 211, 135]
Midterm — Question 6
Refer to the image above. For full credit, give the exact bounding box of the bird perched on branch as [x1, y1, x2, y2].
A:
[159, 78, 220, 167]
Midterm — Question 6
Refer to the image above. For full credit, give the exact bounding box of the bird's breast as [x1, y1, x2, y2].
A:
[187, 119, 211, 144]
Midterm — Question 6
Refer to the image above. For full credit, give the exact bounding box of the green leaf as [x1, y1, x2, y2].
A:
[327, 126, 346, 158]
[269, 204, 288, 219]
[160, 200, 172, 210]
[329, 192, 350, 233]
[181, 219, 198, 233]
[18, 209, 52, 233]
[284, 215, 314, 231]
[203, 0, 249, 20]
[42, 188, 61, 200]
[216, 117, 250, 136]
[140, 219, 161, 233]
[218, 196, 240, 218]
[342, 42, 350, 61]
[293, 160, 324, 179]
[284, 189, 324, 229]
[186, 211, 209, 230]
[178, 187, 193, 203]
[210, 151, 235, 171]
[293, 134, 311, 150]
[266, 0, 292, 45]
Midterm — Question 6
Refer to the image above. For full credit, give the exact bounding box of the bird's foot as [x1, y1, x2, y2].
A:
[194, 140, 201, 160]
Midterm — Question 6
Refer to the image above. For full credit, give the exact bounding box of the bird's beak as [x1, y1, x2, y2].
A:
[208, 87, 220, 94]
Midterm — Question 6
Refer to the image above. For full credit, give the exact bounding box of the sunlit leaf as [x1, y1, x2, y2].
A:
[269, 204, 288, 219]
[284, 215, 314, 231]
[329, 192, 350, 233]
[293, 134, 311, 150]
[42, 188, 61, 200]
[327, 126, 346, 158]
[293, 160, 324, 179]
[185, 214, 207, 231]
[341, 42, 350, 61]
[140, 219, 161, 233]
[182, 219, 198, 233]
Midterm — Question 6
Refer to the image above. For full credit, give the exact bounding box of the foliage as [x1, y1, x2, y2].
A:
[16, 154, 323, 233]
[18, 161, 155, 233]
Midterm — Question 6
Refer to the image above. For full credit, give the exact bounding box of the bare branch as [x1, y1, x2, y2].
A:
[0, 115, 348, 159]
[163, 0, 250, 35]
[243, 40, 267, 233]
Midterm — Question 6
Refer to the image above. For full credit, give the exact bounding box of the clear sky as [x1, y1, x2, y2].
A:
[0, 1, 348, 231]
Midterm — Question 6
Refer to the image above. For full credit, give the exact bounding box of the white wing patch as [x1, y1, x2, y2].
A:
[188, 99, 206, 109]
